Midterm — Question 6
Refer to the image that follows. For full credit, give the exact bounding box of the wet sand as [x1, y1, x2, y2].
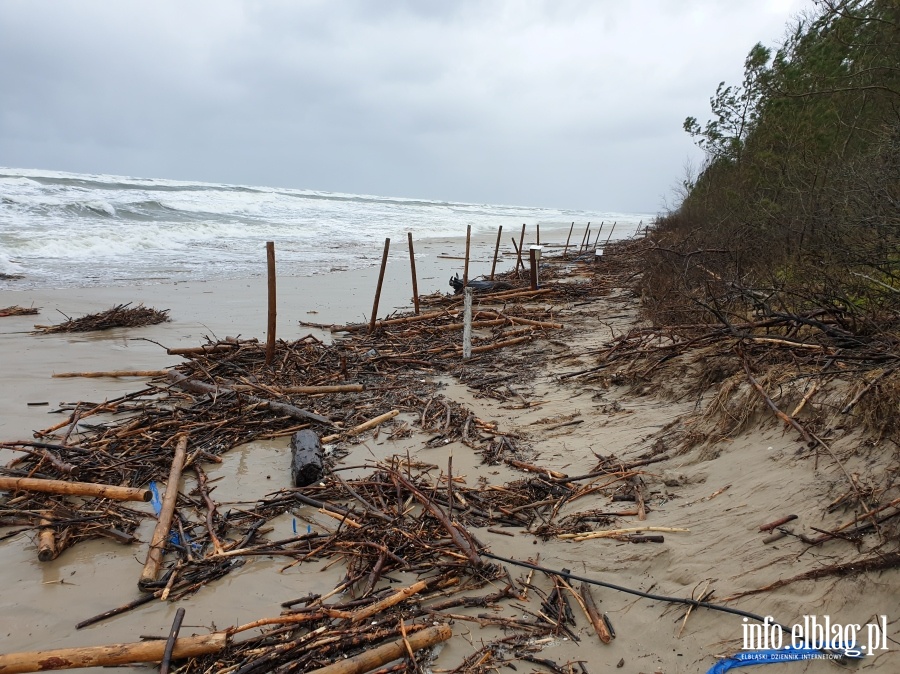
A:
[1, 229, 898, 672]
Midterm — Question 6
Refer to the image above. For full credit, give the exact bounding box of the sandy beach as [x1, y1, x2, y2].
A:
[1, 230, 897, 673]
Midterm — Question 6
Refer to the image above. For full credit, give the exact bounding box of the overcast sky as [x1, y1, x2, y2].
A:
[0, 0, 813, 212]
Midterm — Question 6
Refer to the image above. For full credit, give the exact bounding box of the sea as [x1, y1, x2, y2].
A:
[0, 168, 651, 290]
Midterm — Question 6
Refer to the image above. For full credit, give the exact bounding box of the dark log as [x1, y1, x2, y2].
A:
[290, 430, 324, 488]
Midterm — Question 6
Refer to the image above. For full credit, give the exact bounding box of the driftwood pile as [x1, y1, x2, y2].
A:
[0, 305, 39, 317]
[1, 246, 654, 672]
[33, 302, 170, 333]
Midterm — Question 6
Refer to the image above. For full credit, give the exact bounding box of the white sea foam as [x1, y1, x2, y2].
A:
[0, 167, 652, 288]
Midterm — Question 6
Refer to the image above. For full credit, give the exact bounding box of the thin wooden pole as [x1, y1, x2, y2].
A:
[462, 224, 471, 286]
[139, 434, 188, 591]
[517, 224, 526, 269]
[536, 223, 540, 245]
[592, 227, 603, 250]
[511, 237, 523, 272]
[160, 608, 186, 674]
[529, 247, 538, 291]
[368, 238, 391, 334]
[605, 221, 617, 246]
[463, 288, 473, 360]
[580, 228, 591, 254]
[265, 242, 276, 366]
[563, 222, 574, 256]
[407, 232, 420, 315]
[578, 221, 591, 253]
[489, 225, 502, 280]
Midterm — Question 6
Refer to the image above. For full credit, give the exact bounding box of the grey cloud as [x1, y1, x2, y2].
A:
[0, 0, 813, 211]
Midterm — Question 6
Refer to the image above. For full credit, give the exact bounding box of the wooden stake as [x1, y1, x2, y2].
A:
[0, 477, 151, 502]
[139, 434, 188, 591]
[463, 288, 473, 360]
[0, 633, 227, 674]
[604, 221, 617, 246]
[578, 221, 591, 253]
[368, 238, 391, 334]
[511, 237, 523, 272]
[265, 241, 276, 366]
[536, 223, 540, 245]
[517, 224, 526, 270]
[306, 625, 451, 674]
[407, 232, 420, 315]
[463, 224, 471, 287]
[529, 247, 538, 291]
[563, 222, 574, 256]
[489, 225, 502, 280]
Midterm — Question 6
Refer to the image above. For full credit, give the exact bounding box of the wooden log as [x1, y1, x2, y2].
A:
[139, 435, 188, 591]
[580, 584, 613, 643]
[306, 625, 451, 674]
[166, 344, 241, 356]
[265, 241, 277, 366]
[290, 430, 324, 487]
[407, 232, 420, 315]
[230, 384, 364, 395]
[38, 515, 57, 562]
[52, 370, 170, 379]
[560, 527, 688, 542]
[167, 372, 329, 424]
[428, 319, 506, 333]
[0, 477, 151, 503]
[369, 238, 391, 334]
[759, 514, 798, 532]
[490, 226, 503, 280]
[333, 310, 451, 332]
[505, 458, 567, 480]
[320, 410, 400, 444]
[472, 287, 553, 302]
[0, 633, 227, 673]
[329, 580, 429, 623]
[455, 335, 530, 356]
[503, 315, 563, 329]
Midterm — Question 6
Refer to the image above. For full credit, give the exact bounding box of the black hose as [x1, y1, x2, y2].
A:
[481, 550, 785, 628]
